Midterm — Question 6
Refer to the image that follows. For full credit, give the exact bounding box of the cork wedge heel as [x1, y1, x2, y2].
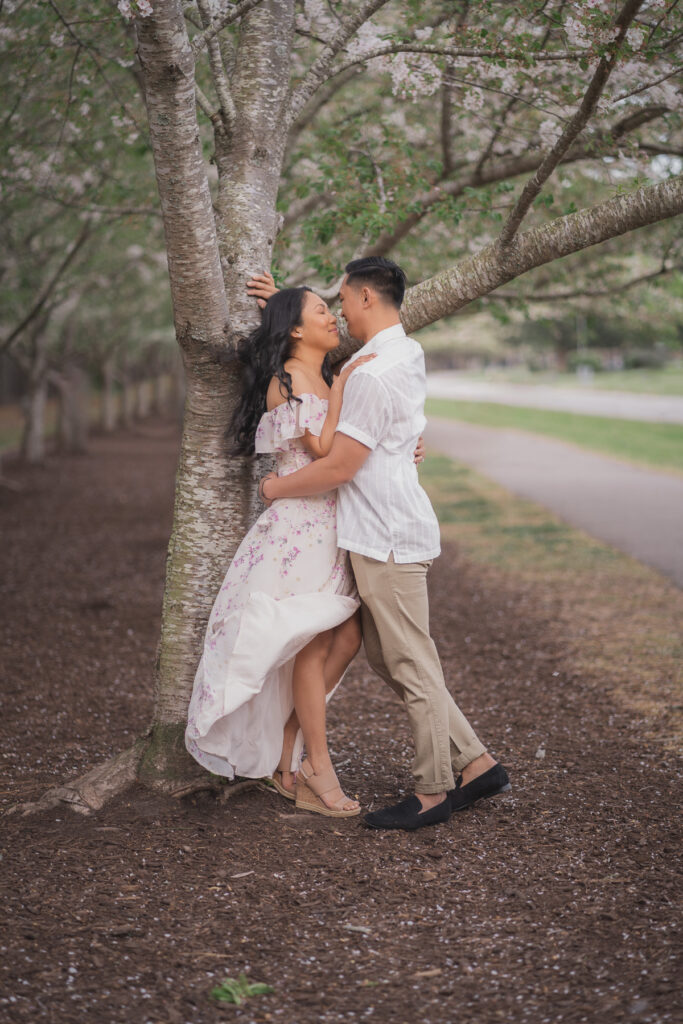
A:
[295, 759, 360, 818]
[270, 767, 296, 801]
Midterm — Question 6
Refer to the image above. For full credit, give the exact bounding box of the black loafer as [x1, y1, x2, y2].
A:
[364, 794, 452, 831]
[449, 764, 511, 812]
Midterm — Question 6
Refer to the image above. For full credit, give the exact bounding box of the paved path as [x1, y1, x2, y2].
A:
[426, 372, 683, 424]
[425, 417, 683, 588]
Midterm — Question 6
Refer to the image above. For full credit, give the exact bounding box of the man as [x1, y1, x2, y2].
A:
[250, 257, 510, 830]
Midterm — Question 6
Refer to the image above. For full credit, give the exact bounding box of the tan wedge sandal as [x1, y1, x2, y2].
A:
[295, 759, 360, 818]
[270, 766, 296, 801]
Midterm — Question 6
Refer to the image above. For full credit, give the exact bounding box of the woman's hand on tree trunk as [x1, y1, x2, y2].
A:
[247, 272, 278, 309]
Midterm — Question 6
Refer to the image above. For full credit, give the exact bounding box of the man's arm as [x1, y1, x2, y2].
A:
[263, 432, 371, 502]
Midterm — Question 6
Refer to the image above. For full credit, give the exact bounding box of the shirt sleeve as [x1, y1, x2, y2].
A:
[336, 371, 390, 450]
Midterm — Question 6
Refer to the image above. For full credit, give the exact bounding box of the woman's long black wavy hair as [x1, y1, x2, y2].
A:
[230, 286, 333, 456]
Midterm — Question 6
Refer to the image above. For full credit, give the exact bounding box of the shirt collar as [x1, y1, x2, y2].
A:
[365, 322, 406, 352]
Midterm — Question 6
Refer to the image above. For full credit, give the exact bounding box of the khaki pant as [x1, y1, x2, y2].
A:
[350, 552, 486, 794]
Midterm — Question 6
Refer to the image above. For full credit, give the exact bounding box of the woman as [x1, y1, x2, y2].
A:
[185, 284, 423, 817]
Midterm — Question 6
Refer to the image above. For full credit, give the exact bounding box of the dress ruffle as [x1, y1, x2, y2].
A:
[189, 590, 359, 779]
[254, 392, 328, 453]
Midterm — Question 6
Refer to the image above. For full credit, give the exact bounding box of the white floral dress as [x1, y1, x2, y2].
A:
[185, 393, 359, 780]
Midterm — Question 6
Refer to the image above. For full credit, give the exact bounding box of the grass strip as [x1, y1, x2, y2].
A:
[421, 452, 683, 752]
[425, 397, 683, 474]
[436, 366, 683, 396]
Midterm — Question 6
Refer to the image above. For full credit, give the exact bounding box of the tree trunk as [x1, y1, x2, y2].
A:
[54, 365, 89, 454]
[121, 367, 136, 428]
[135, 378, 151, 419]
[214, 1, 294, 331]
[101, 355, 118, 432]
[171, 355, 185, 423]
[18, 318, 50, 464]
[20, 375, 48, 464]
[136, 0, 260, 785]
[151, 373, 168, 416]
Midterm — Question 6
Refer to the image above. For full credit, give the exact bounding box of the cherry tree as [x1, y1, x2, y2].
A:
[11, 0, 682, 813]
[0, 2, 171, 460]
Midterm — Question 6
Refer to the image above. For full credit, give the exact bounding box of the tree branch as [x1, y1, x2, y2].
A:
[324, 42, 591, 84]
[440, 57, 456, 177]
[363, 104, 670, 259]
[281, 190, 334, 232]
[487, 264, 680, 302]
[195, 0, 237, 129]
[287, 0, 394, 125]
[401, 176, 683, 333]
[190, 0, 265, 56]
[286, 64, 363, 158]
[1, 223, 92, 354]
[194, 80, 221, 124]
[498, 0, 646, 247]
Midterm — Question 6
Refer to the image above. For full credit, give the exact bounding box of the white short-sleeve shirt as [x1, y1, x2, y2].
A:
[335, 323, 441, 564]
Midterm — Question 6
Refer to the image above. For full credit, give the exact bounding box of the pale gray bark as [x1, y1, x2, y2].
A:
[9, 739, 148, 817]
[136, 1, 259, 754]
[101, 355, 118, 432]
[151, 373, 169, 416]
[121, 367, 136, 428]
[20, 376, 48, 463]
[53, 365, 89, 454]
[215, 0, 295, 335]
[19, 326, 50, 464]
[402, 176, 683, 333]
[135, 378, 152, 419]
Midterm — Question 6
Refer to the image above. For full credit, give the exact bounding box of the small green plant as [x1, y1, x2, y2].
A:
[210, 973, 274, 1006]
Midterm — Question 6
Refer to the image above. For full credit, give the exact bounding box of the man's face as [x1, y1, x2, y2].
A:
[339, 275, 365, 340]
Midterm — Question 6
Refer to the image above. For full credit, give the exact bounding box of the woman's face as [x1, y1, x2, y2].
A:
[292, 291, 338, 355]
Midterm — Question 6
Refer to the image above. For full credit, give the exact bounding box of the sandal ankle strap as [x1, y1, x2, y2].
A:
[300, 763, 341, 799]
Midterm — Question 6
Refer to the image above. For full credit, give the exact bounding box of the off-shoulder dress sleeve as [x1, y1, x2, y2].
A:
[254, 393, 328, 453]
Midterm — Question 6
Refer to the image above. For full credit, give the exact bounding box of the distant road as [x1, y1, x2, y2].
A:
[426, 373, 683, 424]
[425, 417, 683, 589]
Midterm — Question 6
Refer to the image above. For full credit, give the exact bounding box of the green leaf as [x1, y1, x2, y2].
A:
[210, 974, 274, 1005]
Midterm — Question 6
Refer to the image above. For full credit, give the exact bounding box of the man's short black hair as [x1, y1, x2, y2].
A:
[344, 256, 407, 309]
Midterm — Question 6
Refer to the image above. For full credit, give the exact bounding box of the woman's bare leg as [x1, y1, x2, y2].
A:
[292, 629, 334, 773]
[323, 610, 362, 692]
[277, 612, 362, 799]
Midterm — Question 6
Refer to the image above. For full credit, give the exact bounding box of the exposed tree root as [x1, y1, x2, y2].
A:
[170, 778, 263, 802]
[7, 738, 148, 817]
[6, 728, 265, 817]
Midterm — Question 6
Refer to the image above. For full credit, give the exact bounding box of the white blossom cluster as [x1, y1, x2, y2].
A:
[117, 0, 153, 21]
[296, 0, 337, 38]
[344, 20, 385, 62]
[386, 52, 441, 102]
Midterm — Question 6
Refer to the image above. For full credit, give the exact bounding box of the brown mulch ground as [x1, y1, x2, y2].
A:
[1, 421, 681, 1024]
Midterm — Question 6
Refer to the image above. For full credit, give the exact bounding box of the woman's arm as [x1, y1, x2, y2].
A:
[291, 357, 377, 459]
[304, 385, 343, 458]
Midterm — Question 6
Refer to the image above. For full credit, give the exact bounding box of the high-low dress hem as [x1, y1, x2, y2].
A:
[185, 394, 359, 781]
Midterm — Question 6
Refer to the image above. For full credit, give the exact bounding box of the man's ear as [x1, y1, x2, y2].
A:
[361, 286, 372, 307]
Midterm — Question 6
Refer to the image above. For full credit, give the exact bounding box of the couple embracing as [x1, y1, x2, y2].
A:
[185, 257, 509, 831]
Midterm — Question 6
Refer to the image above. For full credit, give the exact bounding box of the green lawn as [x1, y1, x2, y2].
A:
[447, 365, 683, 396]
[425, 398, 683, 474]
